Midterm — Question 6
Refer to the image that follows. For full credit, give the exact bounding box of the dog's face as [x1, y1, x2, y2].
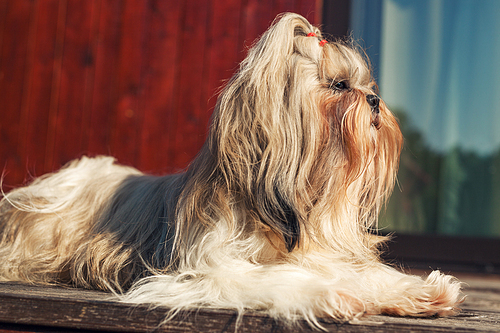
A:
[185, 14, 403, 255]
[318, 41, 402, 198]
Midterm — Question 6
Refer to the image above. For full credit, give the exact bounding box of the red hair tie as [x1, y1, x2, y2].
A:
[307, 32, 327, 47]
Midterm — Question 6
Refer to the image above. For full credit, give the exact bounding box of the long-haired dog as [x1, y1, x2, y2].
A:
[0, 13, 461, 328]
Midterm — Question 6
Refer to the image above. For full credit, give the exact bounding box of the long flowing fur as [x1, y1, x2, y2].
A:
[0, 13, 462, 329]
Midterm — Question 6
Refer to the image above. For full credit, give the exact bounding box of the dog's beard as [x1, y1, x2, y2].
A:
[324, 89, 402, 214]
[284, 85, 401, 258]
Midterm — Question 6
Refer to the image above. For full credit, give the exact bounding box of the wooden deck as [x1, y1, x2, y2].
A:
[0, 270, 498, 332]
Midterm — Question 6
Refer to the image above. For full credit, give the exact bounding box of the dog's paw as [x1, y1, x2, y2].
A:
[379, 270, 463, 317]
[319, 290, 370, 321]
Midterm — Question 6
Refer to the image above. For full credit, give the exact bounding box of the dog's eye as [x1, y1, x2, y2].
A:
[333, 81, 348, 91]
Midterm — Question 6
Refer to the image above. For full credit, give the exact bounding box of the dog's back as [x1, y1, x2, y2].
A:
[0, 156, 181, 291]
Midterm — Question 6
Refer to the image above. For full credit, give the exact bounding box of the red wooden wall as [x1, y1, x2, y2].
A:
[0, 0, 322, 191]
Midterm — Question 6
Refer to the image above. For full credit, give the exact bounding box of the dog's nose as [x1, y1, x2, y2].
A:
[366, 94, 379, 109]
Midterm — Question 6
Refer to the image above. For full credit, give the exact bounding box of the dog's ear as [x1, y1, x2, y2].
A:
[275, 191, 301, 252]
[204, 13, 326, 252]
[254, 185, 301, 252]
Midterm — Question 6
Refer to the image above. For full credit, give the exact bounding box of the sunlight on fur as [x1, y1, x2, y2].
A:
[0, 13, 462, 330]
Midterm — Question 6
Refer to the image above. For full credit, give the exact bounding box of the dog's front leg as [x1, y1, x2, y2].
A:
[362, 264, 463, 317]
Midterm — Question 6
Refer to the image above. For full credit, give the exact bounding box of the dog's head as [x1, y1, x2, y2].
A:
[184, 13, 403, 254]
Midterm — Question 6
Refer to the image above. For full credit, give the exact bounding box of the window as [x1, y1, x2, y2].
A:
[350, 0, 500, 239]
[319, 0, 500, 271]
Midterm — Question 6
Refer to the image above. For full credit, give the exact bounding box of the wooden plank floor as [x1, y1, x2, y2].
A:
[0, 270, 498, 332]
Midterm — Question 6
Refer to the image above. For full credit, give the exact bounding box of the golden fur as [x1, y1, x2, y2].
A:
[0, 13, 461, 329]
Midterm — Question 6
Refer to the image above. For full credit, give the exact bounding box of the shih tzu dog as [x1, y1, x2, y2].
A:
[0, 13, 461, 329]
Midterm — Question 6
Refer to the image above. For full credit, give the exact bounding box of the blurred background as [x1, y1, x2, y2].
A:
[1, 0, 498, 271]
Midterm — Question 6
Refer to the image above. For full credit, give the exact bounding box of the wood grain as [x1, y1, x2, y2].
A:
[0, 272, 499, 332]
[0, 0, 322, 191]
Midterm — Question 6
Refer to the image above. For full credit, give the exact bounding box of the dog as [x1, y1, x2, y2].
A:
[0, 13, 462, 329]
